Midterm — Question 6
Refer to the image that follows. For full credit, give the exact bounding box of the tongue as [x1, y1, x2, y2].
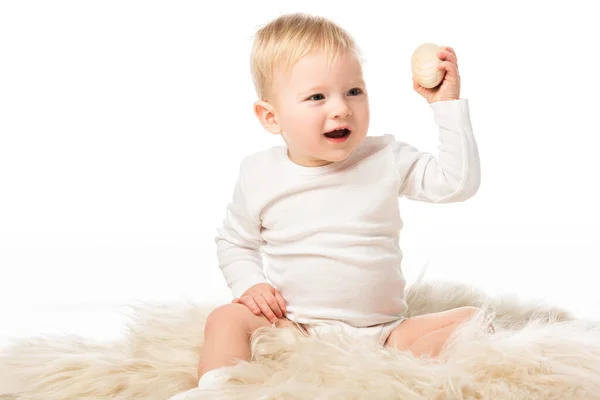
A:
[325, 129, 347, 138]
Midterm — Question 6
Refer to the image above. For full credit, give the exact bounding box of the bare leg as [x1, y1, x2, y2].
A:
[408, 320, 463, 358]
[198, 303, 299, 379]
[168, 304, 300, 400]
[385, 306, 481, 357]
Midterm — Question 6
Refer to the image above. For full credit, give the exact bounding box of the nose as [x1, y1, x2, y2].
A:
[328, 96, 352, 119]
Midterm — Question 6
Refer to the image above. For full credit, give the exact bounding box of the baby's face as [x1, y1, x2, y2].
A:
[271, 50, 370, 167]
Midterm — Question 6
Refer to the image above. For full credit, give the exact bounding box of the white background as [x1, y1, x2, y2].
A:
[1, 1, 599, 348]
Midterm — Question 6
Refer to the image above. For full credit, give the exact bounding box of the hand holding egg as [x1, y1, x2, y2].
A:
[411, 43, 461, 103]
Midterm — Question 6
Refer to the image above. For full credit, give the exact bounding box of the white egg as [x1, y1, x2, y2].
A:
[411, 43, 444, 89]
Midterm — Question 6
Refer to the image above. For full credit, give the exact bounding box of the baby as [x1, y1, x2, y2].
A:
[170, 12, 483, 399]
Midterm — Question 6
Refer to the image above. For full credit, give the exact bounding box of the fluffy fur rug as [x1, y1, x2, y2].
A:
[1, 280, 600, 400]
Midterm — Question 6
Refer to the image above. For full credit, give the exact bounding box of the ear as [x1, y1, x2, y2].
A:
[253, 100, 282, 134]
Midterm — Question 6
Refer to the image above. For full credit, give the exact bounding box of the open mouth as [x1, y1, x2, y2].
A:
[324, 128, 351, 140]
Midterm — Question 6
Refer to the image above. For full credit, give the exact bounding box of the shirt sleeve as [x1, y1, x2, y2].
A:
[215, 161, 268, 298]
[393, 99, 481, 203]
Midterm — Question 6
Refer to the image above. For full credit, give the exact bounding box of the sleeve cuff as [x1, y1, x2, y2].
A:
[230, 274, 268, 298]
[430, 99, 471, 131]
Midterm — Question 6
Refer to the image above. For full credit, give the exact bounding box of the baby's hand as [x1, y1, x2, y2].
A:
[232, 283, 287, 324]
[413, 46, 461, 104]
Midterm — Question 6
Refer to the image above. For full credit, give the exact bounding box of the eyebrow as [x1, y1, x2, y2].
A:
[299, 79, 366, 97]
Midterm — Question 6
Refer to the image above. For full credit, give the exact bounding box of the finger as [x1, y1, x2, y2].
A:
[440, 45, 457, 61]
[437, 50, 457, 65]
[262, 292, 283, 318]
[240, 296, 262, 315]
[274, 290, 287, 315]
[412, 76, 431, 95]
[255, 296, 277, 323]
[437, 61, 459, 78]
[412, 76, 418, 89]
[232, 298, 240, 303]
[412, 76, 423, 91]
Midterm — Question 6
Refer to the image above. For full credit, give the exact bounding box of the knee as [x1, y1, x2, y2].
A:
[204, 303, 251, 332]
[453, 306, 481, 323]
[456, 306, 495, 333]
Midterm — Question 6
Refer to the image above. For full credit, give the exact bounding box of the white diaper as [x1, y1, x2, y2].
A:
[291, 317, 405, 347]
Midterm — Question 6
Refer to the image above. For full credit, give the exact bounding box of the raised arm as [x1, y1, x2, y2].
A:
[395, 99, 480, 203]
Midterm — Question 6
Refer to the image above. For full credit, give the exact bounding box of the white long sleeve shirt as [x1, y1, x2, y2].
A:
[216, 99, 480, 327]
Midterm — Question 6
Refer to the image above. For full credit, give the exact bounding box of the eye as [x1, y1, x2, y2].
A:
[307, 93, 325, 101]
[348, 88, 363, 96]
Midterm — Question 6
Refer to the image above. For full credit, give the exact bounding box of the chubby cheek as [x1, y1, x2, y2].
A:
[351, 107, 370, 141]
[288, 112, 322, 137]
[360, 104, 370, 129]
[286, 112, 310, 131]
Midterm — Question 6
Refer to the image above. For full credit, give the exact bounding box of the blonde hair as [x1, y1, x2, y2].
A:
[250, 13, 361, 101]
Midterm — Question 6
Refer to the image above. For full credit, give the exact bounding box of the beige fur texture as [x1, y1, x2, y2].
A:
[1, 280, 599, 400]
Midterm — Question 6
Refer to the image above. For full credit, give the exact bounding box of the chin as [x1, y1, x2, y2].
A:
[324, 149, 354, 163]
